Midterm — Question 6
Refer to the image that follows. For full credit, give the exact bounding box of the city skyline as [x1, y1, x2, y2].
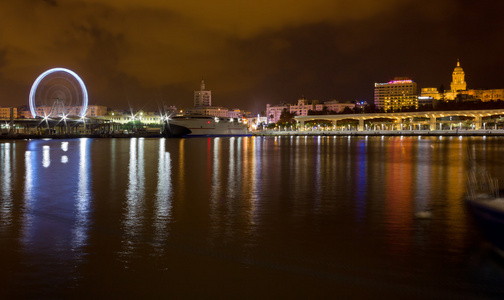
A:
[0, 1, 503, 114]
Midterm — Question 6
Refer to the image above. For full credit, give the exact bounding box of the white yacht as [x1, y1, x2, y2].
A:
[164, 115, 250, 137]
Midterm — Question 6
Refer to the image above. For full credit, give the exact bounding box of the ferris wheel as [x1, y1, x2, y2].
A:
[29, 68, 89, 119]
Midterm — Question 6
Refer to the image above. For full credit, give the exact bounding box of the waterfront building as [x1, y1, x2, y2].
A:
[194, 80, 212, 107]
[0, 107, 17, 119]
[374, 77, 418, 112]
[18, 109, 32, 119]
[105, 110, 162, 124]
[266, 98, 356, 123]
[228, 109, 245, 118]
[289, 97, 314, 116]
[324, 100, 355, 113]
[187, 80, 247, 118]
[418, 96, 434, 106]
[461, 89, 504, 101]
[25, 104, 107, 118]
[421, 60, 504, 102]
[163, 105, 178, 115]
[266, 103, 289, 123]
[185, 106, 230, 118]
[420, 87, 442, 100]
[85, 105, 108, 117]
[135, 110, 161, 124]
[33, 105, 53, 117]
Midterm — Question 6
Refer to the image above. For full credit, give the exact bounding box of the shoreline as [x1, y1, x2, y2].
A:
[253, 129, 504, 137]
[2, 130, 504, 139]
[0, 133, 164, 140]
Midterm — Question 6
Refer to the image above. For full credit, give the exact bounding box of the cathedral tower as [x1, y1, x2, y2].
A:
[450, 60, 467, 92]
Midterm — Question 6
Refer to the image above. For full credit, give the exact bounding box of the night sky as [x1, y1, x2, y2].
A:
[1, 0, 503, 114]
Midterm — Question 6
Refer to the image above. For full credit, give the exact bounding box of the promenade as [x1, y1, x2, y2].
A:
[253, 129, 504, 137]
[294, 109, 504, 131]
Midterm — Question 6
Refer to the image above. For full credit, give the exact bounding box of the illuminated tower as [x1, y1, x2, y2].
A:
[450, 60, 467, 92]
[194, 80, 212, 107]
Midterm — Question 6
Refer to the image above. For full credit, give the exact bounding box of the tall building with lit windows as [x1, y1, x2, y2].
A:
[374, 77, 418, 112]
[194, 80, 212, 107]
[0, 107, 17, 119]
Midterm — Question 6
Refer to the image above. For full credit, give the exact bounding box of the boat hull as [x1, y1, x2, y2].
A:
[164, 116, 250, 137]
[466, 198, 504, 255]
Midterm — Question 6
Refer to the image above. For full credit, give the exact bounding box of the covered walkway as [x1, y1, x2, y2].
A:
[294, 109, 504, 131]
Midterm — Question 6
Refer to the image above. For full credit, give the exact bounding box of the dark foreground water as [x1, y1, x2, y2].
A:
[1, 136, 504, 298]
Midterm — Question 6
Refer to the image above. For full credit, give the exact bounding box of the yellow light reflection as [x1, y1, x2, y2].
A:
[444, 137, 468, 250]
[227, 137, 236, 198]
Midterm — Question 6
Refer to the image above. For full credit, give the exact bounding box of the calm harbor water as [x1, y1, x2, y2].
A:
[1, 136, 504, 298]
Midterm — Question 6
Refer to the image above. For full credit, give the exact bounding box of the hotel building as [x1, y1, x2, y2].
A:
[374, 77, 418, 112]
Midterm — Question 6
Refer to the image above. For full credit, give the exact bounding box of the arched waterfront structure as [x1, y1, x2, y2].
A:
[295, 109, 504, 131]
[29, 68, 89, 118]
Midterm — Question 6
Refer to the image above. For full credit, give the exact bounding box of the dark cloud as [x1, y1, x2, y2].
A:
[0, 0, 503, 112]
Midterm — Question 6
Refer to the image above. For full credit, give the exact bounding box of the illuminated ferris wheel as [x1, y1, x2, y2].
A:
[29, 68, 89, 119]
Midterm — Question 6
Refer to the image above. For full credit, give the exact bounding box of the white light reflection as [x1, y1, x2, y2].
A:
[122, 138, 145, 258]
[153, 139, 172, 253]
[0, 143, 13, 226]
[23, 150, 34, 236]
[61, 155, 68, 163]
[42, 145, 50, 168]
[209, 138, 222, 242]
[72, 138, 91, 252]
[211, 137, 221, 201]
[61, 141, 69, 152]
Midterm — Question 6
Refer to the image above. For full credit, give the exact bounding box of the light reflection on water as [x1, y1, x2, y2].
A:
[122, 138, 146, 259]
[0, 142, 13, 226]
[21, 140, 93, 255]
[153, 138, 172, 253]
[1, 136, 504, 298]
[73, 139, 91, 253]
